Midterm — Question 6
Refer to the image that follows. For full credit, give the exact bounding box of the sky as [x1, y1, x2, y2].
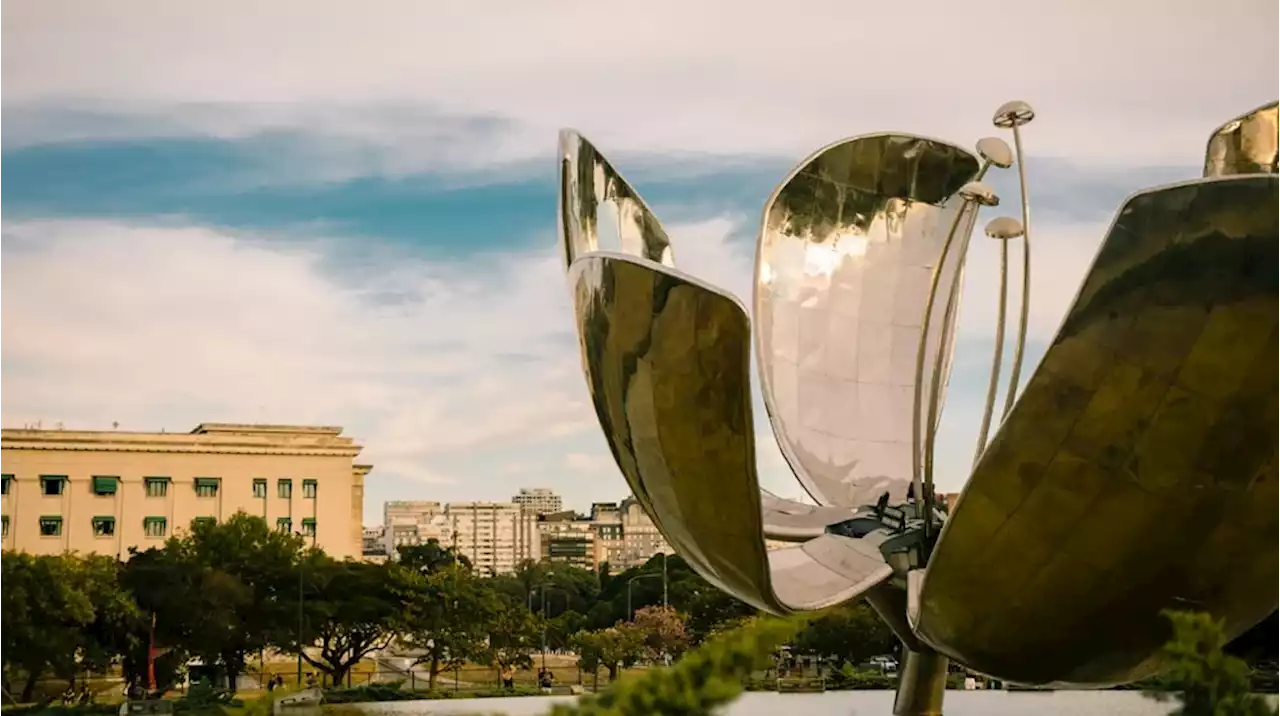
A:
[2, 0, 1277, 524]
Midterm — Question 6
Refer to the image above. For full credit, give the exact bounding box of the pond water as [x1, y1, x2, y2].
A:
[336, 689, 1215, 715]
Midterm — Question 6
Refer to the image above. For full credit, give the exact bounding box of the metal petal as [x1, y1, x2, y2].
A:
[1203, 101, 1279, 178]
[568, 252, 891, 613]
[558, 130, 674, 269]
[916, 174, 1279, 686]
[754, 133, 980, 508]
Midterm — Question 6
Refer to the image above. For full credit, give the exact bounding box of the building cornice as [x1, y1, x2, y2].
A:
[1, 426, 364, 458]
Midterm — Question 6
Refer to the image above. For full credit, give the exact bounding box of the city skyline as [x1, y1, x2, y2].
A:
[3, 0, 1277, 524]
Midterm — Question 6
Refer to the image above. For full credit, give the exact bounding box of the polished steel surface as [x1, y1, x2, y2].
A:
[753, 134, 981, 509]
[558, 130, 674, 269]
[893, 648, 949, 716]
[917, 183, 999, 528]
[997, 103, 1035, 421]
[915, 174, 1279, 686]
[568, 252, 893, 614]
[1203, 101, 1279, 178]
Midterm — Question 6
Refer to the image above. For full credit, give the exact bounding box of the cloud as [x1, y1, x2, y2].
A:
[0, 214, 762, 518]
[3, 0, 1276, 167]
[564, 453, 615, 473]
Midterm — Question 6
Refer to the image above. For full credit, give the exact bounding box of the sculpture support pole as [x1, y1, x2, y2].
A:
[972, 237, 1009, 465]
[893, 646, 950, 716]
[911, 196, 977, 537]
[1001, 123, 1032, 418]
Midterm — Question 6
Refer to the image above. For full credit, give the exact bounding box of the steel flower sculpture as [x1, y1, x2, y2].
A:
[558, 100, 1278, 716]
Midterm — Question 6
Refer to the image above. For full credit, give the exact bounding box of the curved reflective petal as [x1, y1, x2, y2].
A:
[568, 252, 891, 614]
[558, 130, 674, 269]
[754, 134, 981, 507]
[1203, 101, 1279, 178]
[917, 174, 1279, 686]
[760, 490, 863, 541]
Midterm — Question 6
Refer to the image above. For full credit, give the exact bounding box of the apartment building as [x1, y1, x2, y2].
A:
[382, 500, 539, 575]
[382, 500, 453, 555]
[511, 487, 563, 515]
[362, 526, 388, 563]
[538, 511, 598, 570]
[446, 501, 540, 576]
[588, 502, 626, 567]
[0, 423, 371, 559]
[620, 496, 671, 567]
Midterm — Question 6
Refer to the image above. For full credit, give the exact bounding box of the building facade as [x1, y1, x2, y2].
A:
[0, 423, 370, 559]
[620, 496, 671, 568]
[382, 500, 539, 575]
[511, 487, 562, 515]
[537, 511, 598, 570]
[446, 501, 540, 576]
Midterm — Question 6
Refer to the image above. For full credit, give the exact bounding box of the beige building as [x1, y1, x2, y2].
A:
[0, 423, 371, 559]
[446, 501, 540, 576]
[382, 500, 539, 575]
[620, 496, 671, 567]
[588, 502, 626, 567]
[511, 487, 562, 515]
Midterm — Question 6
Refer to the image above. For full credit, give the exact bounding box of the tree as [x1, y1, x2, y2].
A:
[124, 512, 303, 691]
[790, 600, 894, 667]
[400, 563, 493, 690]
[630, 606, 691, 663]
[396, 540, 471, 575]
[684, 583, 756, 644]
[478, 594, 541, 680]
[570, 624, 646, 685]
[286, 555, 405, 686]
[1146, 610, 1278, 716]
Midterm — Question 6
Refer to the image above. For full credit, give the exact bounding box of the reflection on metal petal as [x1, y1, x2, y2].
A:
[917, 174, 1279, 686]
[754, 134, 980, 508]
[558, 130, 674, 269]
[1203, 101, 1279, 178]
[569, 252, 892, 614]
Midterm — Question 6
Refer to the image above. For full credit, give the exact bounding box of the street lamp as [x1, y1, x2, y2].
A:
[627, 554, 669, 622]
[529, 585, 568, 671]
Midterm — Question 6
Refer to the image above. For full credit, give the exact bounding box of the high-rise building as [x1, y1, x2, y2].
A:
[588, 502, 626, 567]
[0, 423, 371, 559]
[538, 510, 597, 570]
[362, 526, 388, 563]
[445, 501, 540, 576]
[382, 500, 452, 555]
[620, 496, 671, 567]
[511, 487, 562, 515]
[381, 500, 539, 575]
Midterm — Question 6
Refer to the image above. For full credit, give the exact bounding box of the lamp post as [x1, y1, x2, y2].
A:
[626, 564, 667, 621]
[295, 532, 309, 685]
[530, 584, 568, 672]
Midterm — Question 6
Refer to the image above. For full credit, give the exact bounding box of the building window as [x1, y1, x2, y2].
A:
[276, 517, 292, 533]
[39, 516, 63, 536]
[302, 479, 317, 499]
[194, 478, 220, 498]
[301, 518, 316, 537]
[192, 517, 216, 530]
[92, 476, 120, 496]
[143, 517, 167, 538]
[277, 479, 292, 499]
[40, 476, 66, 496]
[1, 474, 11, 495]
[145, 477, 170, 497]
[92, 516, 116, 537]
[2, 516, 8, 537]
[253, 478, 267, 499]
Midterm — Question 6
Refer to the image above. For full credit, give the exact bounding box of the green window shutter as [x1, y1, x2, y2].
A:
[92, 516, 116, 536]
[302, 479, 317, 498]
[276, 517, 292, 532]
[2, 474, 11, 495]
[143, 516, 168, 537]
[301, 518, 316, 526]
[194, 478, 220, 489]
[192, 517, 216, 528]
[253, 478, 267, 498]
[39, 516, 63, 536]
[92, 476, 119, 495]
